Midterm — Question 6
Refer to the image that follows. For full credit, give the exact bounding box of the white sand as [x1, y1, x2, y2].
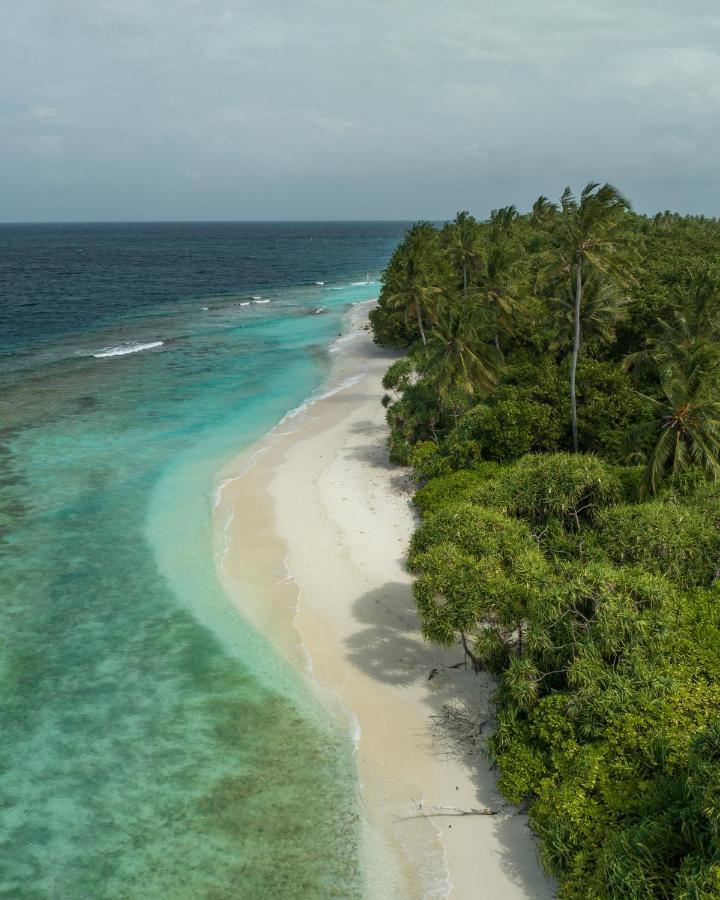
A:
[215, 302, 554, 899]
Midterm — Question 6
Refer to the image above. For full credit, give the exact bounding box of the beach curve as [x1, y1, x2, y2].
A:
[214, 302, 554, 898]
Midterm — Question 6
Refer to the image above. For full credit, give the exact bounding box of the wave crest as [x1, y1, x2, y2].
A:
[92, 341, 164, 358]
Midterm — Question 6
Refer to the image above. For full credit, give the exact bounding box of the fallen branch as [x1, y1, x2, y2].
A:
[400, 800, 499, 821]
[431, 703, 490, 748]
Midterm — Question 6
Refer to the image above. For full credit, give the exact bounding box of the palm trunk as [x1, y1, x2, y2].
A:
[570, 256, 582, 453]
[494, 333, 501, 354]
[463, 263, 468, 299]
[415, 298, 427, 346]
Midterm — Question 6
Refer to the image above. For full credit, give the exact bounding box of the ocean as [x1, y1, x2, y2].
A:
[0, 222, 408, 898]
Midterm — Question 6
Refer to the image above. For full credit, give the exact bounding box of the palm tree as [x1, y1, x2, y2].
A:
[636, 366, 720, 492]
[385, 222, 441, 346]
[490, 205, 519, 233]
[472, 228, 521, 355]
[530, 195, 558, 227]
[553, 183, 631, 451]
[421, 307, 502, 398]
[625, 272, 720, 491]
[634, 272, 720, 379]
[554, 268, 628, 349]
[446, 211, 480, 299]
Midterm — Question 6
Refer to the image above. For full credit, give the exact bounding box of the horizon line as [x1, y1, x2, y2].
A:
[0, 217, 424, 227]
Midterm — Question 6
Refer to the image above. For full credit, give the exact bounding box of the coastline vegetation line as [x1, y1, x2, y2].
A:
[371, 186, 720, 899]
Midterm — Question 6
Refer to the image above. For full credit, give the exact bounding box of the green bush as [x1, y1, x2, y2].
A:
[574, 358, 649, 460]
[445, 397, 562, 463]
[408, 502, 541, 570]
[412, 542, 487, 647]
[471, 453, 622, 527]
[412, 464, 499, 515]
[409, 441, 451, 481]
[444, 437, 484, 470]
[369, 298, 418, 347]
[387, 431, 412, 466]
[596, 500, 720, 588]
[410, 503, 548, 671]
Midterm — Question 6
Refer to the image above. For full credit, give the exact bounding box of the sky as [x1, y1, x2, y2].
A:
[2, 0, 720, 221]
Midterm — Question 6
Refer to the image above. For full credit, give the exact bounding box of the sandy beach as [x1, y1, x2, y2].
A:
[215, 302, 553, 899]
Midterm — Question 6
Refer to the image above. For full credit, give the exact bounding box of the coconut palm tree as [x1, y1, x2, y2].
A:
[471, 228, 521, 355]
[490, 205, 519, 233]
[420, 307, 502, 398]
[554, 267, 629, 349]
[636, 365, 720, 492]
[625, 273, 720, 491]
[552, 183, 631, 451]
[385, 222, 442, 346]
[446, 211, 481, 299]
[630, 271, 720, 381]
[530, 195, 558, 227]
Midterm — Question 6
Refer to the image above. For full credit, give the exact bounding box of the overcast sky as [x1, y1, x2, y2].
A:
[2, 1, 720, 221]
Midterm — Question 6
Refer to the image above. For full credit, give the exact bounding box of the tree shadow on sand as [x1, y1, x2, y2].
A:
[345, 581, 556, 898]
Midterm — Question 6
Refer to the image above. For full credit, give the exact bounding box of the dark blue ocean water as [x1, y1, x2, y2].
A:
[0, 222, 407, 898]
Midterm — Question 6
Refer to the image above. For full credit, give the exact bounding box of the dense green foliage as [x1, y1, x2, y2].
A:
[373, 188, 720, 898]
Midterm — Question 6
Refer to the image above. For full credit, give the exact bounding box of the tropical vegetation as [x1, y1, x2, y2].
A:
[371, 185, 720, 898]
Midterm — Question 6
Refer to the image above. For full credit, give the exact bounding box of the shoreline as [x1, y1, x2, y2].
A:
[214, 302, 552, 898]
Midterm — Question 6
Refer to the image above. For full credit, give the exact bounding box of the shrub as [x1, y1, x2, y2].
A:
[596, 500, 720, 588]
[471, 453, 622, 528]
[381, 356, 415, 393]
[410, 504, 548, 671]
[412, 464, 500, 515]
[369, 300, 418, 347]
[387, 431, 412, 466]
[444, 437, 483, 470]
[408, 502, 541, 570]
[409, 441, 451, 481]
[574, 358, 649, 460]
[412, 543, 487, 647]
[445, 397, 562, 463]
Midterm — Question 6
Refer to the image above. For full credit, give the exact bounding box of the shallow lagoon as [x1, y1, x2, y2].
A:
[0, 222, 405, 897]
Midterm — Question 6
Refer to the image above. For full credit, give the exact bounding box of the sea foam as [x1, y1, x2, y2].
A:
[92, 341, 164, 358]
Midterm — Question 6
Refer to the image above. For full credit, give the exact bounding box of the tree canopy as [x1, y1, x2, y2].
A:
[372, 185, 720, 899]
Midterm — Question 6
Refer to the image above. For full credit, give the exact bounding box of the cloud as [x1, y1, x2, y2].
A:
[1, 0, 720, 220]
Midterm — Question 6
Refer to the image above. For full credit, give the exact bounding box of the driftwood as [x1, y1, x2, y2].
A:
[431, 704, 489, 747]
[399, 799, 499, 821]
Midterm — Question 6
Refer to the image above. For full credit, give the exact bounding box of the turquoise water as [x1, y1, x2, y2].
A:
[0, 223, 405, 897]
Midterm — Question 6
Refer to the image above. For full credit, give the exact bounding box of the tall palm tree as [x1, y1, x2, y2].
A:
[554, 268, 628, 349]
[490, 205, 519, 233]
[644, 272, 720, 376]
[472, 228, 521, 355]
[530, 195, 558, 227]
[553, 183, 631, 451]
[386, 222, 441, 346]
[626, 272, 720, 390]
[446, 211, 481, 299]
[421, 308, 502, 397]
